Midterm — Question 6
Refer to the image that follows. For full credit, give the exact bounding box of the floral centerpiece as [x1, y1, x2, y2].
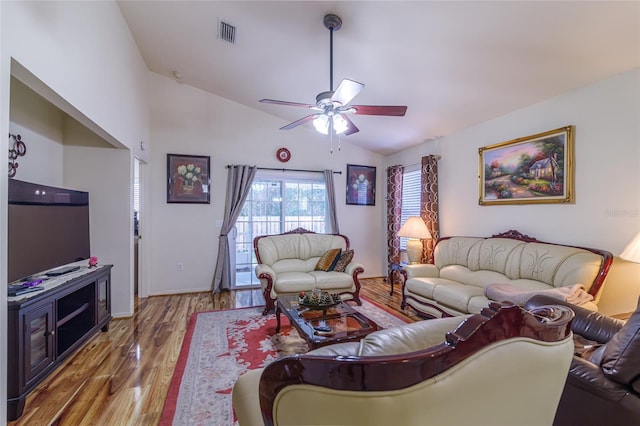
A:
[177, 164, 201, 191]
[298, 289, 341, 308]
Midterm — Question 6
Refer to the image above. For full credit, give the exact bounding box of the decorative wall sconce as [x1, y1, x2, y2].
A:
[8, 133, 27, 178]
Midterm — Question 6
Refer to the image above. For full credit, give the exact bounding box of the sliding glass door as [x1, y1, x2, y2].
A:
[233, 172, 327, 288]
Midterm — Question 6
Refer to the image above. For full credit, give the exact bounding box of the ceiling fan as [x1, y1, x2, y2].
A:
[259, 14, 407, 138]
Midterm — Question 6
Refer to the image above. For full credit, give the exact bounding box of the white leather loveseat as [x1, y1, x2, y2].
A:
[402, 230, 612, 318]
[254, 228, 364, 314]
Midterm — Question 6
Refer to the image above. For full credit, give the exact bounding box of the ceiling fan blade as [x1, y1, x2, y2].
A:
[260, 99, 316, 109]
[331, 79, 364, 106]
[341, 115, 359, 136]
[280, 114, 319, 130]
[350, 105, 408, 116]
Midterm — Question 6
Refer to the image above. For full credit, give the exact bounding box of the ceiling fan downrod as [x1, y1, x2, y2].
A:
[323, 14, 342, 93]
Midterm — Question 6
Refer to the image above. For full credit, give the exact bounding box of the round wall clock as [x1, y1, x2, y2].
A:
[276, 147, 291, 162]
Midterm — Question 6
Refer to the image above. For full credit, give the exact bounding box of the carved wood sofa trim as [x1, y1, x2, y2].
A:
[490, 230, 613, 297]
[258, 301, 574, 426]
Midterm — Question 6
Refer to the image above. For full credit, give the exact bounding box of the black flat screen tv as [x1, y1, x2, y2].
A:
[8, 179, 90, 283]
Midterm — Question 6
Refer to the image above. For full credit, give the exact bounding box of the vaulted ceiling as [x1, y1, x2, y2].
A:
[117, 1, 639, 155]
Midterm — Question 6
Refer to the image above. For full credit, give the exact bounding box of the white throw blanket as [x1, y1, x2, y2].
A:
[484, 283, 594, 306]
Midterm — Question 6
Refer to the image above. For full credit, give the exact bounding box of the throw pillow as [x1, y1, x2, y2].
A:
[315, 248, 342, 271]
[332, 249, 354, 272]
[328, 251, 342, 271]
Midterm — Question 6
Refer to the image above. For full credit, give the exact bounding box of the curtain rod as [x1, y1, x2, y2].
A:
[225, 165, 341, 174]
[397, 154, 442, 168]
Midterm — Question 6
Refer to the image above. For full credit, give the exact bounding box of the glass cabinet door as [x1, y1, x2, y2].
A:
[23, 303, 55, 385]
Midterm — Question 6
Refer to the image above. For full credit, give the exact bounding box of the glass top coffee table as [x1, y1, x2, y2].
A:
[275, 293, 379, 349]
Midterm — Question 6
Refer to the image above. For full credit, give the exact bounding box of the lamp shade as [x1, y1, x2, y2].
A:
[397, 217, 431, 239]
[620, 231, 640, 263]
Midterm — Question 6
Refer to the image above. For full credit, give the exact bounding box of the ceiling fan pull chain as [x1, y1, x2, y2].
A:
[330, 120, 334, 153]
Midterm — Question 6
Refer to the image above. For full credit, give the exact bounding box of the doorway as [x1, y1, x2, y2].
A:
[134, 159, 140, 295]
[134, 157, 149, 299]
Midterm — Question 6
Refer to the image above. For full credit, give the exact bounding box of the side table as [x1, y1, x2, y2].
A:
[387, 262, 407, 296]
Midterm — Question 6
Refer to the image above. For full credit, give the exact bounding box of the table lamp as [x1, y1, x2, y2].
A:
[620, 231, 640, 263]
[397, 216, 432, 264]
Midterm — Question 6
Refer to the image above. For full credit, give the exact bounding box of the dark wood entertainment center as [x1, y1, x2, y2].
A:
[7, 265, 112, 421]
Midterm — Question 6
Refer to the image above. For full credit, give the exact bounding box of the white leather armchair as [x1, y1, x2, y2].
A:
[232, 301, 575, 426]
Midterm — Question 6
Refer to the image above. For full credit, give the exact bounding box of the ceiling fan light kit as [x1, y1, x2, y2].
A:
[313, 113, 348, 135]
[259, 13, 407, 152]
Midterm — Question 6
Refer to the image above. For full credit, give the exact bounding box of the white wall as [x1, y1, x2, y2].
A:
[148, 72, 384, 295]
[1, 1, 149, 161]
[386, 69, 640, 315]
[8, 78, 65, 186]
[63, 121, 133, 318]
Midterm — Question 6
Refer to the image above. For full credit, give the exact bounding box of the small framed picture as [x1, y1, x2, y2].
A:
[478, 126, 574, 205]
[346, 164, 376, 206]
[167, 154, 211, 204]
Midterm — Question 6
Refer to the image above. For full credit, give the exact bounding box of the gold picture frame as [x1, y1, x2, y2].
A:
[478, 126, 574, 205]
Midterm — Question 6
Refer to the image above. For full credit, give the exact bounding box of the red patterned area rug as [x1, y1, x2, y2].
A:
[160, 297, 409, 426]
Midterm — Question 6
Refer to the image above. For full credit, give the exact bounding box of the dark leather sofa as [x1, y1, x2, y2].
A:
[525, 294, 640, 426]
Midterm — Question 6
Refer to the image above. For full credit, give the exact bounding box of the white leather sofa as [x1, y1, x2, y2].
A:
[232, 301, 575, 426]
[254, 228, 364, 314]
[402, 230, 612, 318]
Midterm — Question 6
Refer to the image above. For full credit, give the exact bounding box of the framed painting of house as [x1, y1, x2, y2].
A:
[167, 154, 211, 204]
[478, 126, 574, 205]
[346, 164, 376, 206]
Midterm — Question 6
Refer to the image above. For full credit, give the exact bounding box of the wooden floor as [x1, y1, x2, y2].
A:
[9, 277, 419, 425]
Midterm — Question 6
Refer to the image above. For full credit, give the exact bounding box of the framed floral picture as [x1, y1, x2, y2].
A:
[478, 125, 574, 205]
[346, 164, 376, 206]
[167, 154, 211, 204]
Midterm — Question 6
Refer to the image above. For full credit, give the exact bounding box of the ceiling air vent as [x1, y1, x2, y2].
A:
[217, 19, 237, 44]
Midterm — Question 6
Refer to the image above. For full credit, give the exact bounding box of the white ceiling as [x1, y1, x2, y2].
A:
[117, 1, 640, 155]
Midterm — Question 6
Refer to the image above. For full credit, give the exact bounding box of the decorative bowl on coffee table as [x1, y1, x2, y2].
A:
[298, 290, 341, 315]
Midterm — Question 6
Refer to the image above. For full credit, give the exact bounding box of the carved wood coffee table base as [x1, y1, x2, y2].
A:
[275, 294, 379, 349]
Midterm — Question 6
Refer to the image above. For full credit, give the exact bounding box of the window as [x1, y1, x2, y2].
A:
[400, 166, 421, 250]
[234, 172, 327, 288]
